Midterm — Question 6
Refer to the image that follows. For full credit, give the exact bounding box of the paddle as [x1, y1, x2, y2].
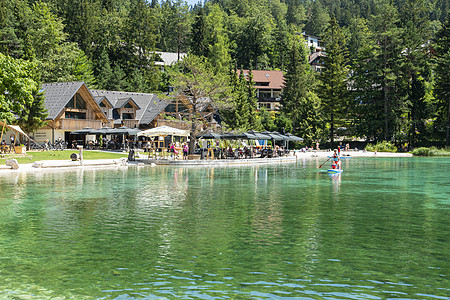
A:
[319, 157, 331, 168]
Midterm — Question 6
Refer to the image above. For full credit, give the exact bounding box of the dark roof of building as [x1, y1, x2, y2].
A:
[95, 96, 113, 108]
[41, 81, 85, 119]
[91, 90, 170, 125]
[114, 97, 141, 110]
[309, 51, 326, 64]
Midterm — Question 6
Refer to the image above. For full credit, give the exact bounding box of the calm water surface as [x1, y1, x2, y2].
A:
[0, 157, 448, 299]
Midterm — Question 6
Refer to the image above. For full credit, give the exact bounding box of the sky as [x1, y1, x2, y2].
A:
[185, 0, 203, 6]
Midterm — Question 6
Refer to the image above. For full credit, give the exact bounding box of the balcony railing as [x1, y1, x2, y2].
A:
[59, 118, 105, 130]
[121, 119, 139, 128]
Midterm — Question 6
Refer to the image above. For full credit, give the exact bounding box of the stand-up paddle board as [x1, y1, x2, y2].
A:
[327, 169, 343, 174]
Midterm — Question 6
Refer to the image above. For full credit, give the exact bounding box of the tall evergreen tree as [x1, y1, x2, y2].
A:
[190, 5, 207, 57]
[433, 15, 450, 146]
[304, 0, 329, 37]
[0, 0, 28, 58]
[351, 3, 405, 142]
[281, 36, 323, 144]
[17, 87, 48, 135]
[205, 4, 231, 73]
[96, 49, 113, 90]
[318, 14, 349, 145]
[245, 70, 262, 130]
[399, 0, 431, 146]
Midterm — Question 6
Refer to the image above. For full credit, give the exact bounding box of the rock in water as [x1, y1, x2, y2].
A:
[6, 159, 19, 169]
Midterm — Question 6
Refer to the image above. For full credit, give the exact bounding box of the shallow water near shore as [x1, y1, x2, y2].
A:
[0, 157, 448, 299]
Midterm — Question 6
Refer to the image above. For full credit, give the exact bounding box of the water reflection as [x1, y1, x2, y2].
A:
[0, 159, 449, 298]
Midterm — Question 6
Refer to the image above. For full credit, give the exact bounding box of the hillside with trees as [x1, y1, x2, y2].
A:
[0, 0, 448, 146]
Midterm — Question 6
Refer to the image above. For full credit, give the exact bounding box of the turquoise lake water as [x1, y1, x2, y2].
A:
[0, 157, 448, 299]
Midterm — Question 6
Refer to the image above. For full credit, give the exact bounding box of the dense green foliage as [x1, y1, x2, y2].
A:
[365, 141, 397, 152]
[411, 146, 450, 156]
[0, 53, 47, 132]
[0, 0, 447, 146]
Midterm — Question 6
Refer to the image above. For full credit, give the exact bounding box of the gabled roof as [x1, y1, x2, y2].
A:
[41, 81, 85, 119]
[91, 90, 171, 125]
[114, 97, 141, 110]
[238, 70, 284, 90]
[95, 96, 113, 108]
[309, 51, 326, 64]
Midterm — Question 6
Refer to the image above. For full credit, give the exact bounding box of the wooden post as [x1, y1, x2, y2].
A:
[0, 120, 6, 143]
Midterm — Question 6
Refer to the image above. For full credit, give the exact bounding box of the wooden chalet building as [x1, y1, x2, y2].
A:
[32, 81, 218, 145]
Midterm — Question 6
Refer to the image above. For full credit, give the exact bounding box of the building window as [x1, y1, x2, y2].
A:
[99, 102, 106, 107]
[66, 94, 87, 109]
[122, 113, 134, 119]
[124, 103, 133, 108]
[165, 104, 176, 113]
[66, 111, 86, 119]
[75, 94, 86, 109]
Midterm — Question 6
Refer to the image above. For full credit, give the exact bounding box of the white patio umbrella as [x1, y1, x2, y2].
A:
[137, 125, 190, 137]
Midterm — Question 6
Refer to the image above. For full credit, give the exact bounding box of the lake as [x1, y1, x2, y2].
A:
[0, 157, 448, 299]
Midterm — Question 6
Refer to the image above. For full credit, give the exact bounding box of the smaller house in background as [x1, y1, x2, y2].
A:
[309, 51, 326, 73]
[302, 32, 323, 52]
[301, 32, 326, 73]
[239, 70, 284, 111]
[153, 51, 187, 71]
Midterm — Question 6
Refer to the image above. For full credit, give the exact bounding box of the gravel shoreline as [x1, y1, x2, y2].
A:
[0, 150, 413, 174]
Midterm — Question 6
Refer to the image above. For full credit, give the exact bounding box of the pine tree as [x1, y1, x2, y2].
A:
[318, 14, 349, 145]
[96, 49, 113, 89]
[17, 87, 48, 135]
[109, 64, 127, 91]
[399, 0, 432, 146]
[190, 5, 207, 57]
[433, 15, 450, 146]
[281, 36, 322, 144]
[351, 3, 404, 142]
[234, 71, 251, 129]
[304, 0, 329, 37]
[206, 4, 231, 74]
[245, 70, 262, 130]
[0, 0, 27, 58]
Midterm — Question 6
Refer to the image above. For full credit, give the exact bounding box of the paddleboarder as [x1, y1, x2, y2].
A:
[331, 149, 341, 170]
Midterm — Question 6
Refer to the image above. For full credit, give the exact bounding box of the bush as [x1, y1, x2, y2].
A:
[412, 147, 450, 156]
[365, 141, 397, 152]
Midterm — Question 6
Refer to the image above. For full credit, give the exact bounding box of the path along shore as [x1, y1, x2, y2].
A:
[0, 150, 413, 174]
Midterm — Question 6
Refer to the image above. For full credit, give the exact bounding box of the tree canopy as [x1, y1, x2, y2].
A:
[0, 0, 447, 145]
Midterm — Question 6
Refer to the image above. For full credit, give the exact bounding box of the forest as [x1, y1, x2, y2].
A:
[0, 0, 449, 147]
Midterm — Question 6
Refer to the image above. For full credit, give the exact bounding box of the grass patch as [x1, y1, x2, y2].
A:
[0, 150, 128, 164]
[411, 147, 450, 156]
